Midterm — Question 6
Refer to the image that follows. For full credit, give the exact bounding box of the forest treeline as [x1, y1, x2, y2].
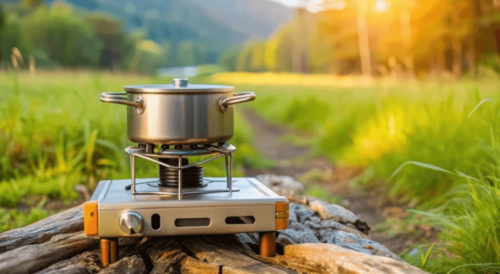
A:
[0, 0, 208, 74]
[223, 1, 500, 77]
[2, 0, 500, 77]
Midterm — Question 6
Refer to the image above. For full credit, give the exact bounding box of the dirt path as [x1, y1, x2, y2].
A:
[243, 110, 408, 254]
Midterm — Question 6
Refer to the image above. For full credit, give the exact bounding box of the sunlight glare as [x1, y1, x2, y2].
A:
[374, 0, 388, 12]
[331, 0, 346, 10]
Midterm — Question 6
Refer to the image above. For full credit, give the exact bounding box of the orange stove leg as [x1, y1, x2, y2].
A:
[100, 238, 119, 267]
[259, 231, 276, 257]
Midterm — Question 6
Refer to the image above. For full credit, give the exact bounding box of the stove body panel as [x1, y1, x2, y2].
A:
[92, 178, 287, 237]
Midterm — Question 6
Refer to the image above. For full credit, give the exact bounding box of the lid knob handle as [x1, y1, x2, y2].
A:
[173, 78, 188, 87]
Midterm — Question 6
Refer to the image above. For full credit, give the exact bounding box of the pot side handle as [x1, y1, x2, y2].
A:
[219, 92, 256, 113]
[100, 92, 143, 108]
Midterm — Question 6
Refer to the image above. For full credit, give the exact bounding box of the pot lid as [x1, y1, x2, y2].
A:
[124, 78, 234, 94]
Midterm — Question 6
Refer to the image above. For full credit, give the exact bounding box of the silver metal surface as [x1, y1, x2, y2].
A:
[125, 147, 224, 169]
[126, 143, 236, 158]
[219, 92, 257, 113]
[132, 188, 240, 196]
[100, 78, 256, 145]
[100, 92, 145, 114]
[95, 178, 284, 209]
[125, 144, 236, 198]
[93, 178, 287, 237]
[125, 92, 234, 144]
[100, 92, 140, 107]
[124, 80, 234, 94]
[100, 205, 275, 237]
[119, 211, 143, 235]
[173, 78, 188, 87]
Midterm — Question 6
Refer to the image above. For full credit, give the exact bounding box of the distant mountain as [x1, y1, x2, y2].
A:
[44, 0, 291, 56]
[47, 1, 242, 44]
[186, 0, 293, 39]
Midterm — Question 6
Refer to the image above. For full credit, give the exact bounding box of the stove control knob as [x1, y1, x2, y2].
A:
[119, 211, 143, 235]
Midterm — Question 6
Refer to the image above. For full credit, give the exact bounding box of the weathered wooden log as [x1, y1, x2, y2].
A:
[37, 250, 102, 274]
[0, 206, 83, 253]
[0, 179, 428, 274]
[0, 232, 98, 274]
[270, 244, 427, 274]
[180, 235, 292, 273]
[98, 255, 147, 274]
[179, 256, 219, 274]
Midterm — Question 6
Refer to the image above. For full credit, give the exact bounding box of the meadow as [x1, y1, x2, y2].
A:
[212, 72, 500, 273]
[2, 70, 500, 272]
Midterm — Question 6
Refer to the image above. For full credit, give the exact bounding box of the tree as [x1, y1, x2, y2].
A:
[219, 45, 241, 71]
[266, 25, 294, 72]
[20, 2, 102, 67]
[0, 1, 5, 62]
[0, 13, 29, 66]
[86, 13, 133, 69]
[0, 1, 5, 30]
[156, 40, 172, 68]
[22, 0, 43, 8]
[314, 6, 361, 74]
[236, 40, 266, 72]
[177, 40, 196, 66]
[129, 39, 162, 74]
[287, 0, 500, 77]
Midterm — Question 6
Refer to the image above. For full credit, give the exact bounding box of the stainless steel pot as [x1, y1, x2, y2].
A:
[100, 78, 255, 145]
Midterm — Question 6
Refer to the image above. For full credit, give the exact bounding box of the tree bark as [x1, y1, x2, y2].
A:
[452, 37, 463, 77]
[451, 6, 463, 78]
[0, 206, 83, 253]
[0, 232, 99, 274]
[401, 2, 415, 77]
[357, 2, 372, 82]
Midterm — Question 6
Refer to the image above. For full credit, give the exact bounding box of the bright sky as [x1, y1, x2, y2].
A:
[273, 0, 303, 7]
[272, 0, 325, 13]
[273, 0, 390, 13]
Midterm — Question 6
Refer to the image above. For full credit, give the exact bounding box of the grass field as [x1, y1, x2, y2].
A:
[3, 70, 500, 272]
[212, 73, 500, 273]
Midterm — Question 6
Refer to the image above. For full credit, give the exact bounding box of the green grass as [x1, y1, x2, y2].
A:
[231, 79, 500, 204]
[207, 75, 500, 272]
[0, 71, 263, 232]
[0, 198, 51, 232]
[304, 185, 344, 206]
[395, 115, 500, 273]
[297, 168, 345, 206]
[399, 161, 500, 273]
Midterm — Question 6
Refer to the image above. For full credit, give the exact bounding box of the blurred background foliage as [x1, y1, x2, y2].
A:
[0, 0, 291, 72]
[230, 0, 500, 77]
[2, 0, 500, 77]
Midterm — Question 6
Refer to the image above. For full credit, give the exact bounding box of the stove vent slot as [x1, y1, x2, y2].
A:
[175, 218, 210, 227]
[225, 216, 255, 225]
[151, 214, 161, 230]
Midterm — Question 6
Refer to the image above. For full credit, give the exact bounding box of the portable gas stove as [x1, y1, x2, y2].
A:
[83, 79, 289, 267]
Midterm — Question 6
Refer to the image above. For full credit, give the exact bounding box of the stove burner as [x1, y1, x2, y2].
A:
[125, 143, 236, 198]
[159, 158, 204, 187]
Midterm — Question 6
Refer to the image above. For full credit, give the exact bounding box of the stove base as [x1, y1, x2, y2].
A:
[83, 177, 288, 267]
[100, 238, 118, 267]
[259, 231, 276, 257]
[99, 231, 277, 267]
